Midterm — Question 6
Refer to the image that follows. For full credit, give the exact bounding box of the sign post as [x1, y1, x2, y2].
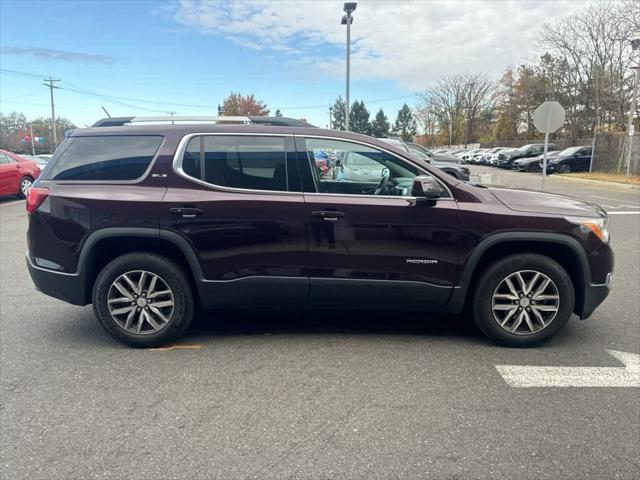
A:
[533, 101, 565, 191]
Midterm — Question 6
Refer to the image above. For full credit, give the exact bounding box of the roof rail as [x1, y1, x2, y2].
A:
[91, 116, 316, 128]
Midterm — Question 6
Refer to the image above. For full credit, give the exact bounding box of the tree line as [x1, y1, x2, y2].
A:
[0, 112, 76, 153]
[416, 0, 638, 147]
[329, 98, 417, 141]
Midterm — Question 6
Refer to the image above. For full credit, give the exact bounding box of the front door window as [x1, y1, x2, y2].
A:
[304, 138, 420, 197]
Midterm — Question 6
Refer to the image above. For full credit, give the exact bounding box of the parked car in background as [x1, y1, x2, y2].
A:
[26, 116, 613, 348]
[486, 148, 515, 166]
[478, 147, 506, 165]
[380, 139, 470, 180]
[21, 155, 49, 167]
[513, 151, 560, 172]
[460, 148, 487, 163]
[406, 143, 460, 164]
[498, 143, 556, 169]
[546, 146, 593, 174]
[0, 149, 41, 198]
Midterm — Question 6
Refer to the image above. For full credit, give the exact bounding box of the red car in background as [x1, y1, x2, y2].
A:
[0, 149, 41, 198]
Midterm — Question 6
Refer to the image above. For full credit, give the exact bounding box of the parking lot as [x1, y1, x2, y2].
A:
[1, 173, 639, 480]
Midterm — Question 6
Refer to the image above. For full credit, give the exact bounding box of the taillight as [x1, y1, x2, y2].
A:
[26, 187, 49, 214]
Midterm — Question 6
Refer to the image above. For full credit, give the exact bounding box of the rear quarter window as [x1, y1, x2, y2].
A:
[45, 135, 163, 181]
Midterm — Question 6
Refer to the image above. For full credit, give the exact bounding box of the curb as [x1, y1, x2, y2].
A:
[552, 175, 640, 191]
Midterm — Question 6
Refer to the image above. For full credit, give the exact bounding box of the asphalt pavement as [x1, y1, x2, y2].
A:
[1, 172, 639, 480]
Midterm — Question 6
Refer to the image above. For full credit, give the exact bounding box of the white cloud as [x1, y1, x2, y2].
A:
[169, 0, 588, 90]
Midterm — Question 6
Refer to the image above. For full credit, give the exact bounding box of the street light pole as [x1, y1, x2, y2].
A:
[341, 3, 357, 132]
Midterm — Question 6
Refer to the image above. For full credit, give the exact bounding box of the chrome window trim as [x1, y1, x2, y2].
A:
[172, 132, 301, 196]
[296, 134, 455, 201]
[43, 135, 166, 185]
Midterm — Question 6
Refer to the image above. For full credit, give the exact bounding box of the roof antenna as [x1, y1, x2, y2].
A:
[101, 105, 111, 118]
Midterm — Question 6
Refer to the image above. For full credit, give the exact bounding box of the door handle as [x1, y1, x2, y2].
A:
[312, 210, 344, 222]
[170, 207, 203, 218]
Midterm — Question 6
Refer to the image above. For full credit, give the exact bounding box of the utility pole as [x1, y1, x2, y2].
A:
[625, 66, 639, 176]
[626, 39, 640, 177]
[29, 124, 35, 155]
[43, 77, 60, 150]
[589, 70, 599, 173]
[169, 111, 176, 125]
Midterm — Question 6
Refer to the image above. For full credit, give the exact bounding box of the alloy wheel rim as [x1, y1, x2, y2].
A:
[491, 270, 560, 335]
[107, 270, 175, 335]
[21, 178, 32, 194]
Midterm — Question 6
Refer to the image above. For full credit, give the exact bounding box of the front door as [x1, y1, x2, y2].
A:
[576, 147, 592, 171]
[0, 153, 20, 196]
[162, 134, 309, 307]
[296, 137, 459, 309]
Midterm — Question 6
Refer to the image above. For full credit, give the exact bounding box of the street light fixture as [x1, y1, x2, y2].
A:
[341, 2, 356, 131]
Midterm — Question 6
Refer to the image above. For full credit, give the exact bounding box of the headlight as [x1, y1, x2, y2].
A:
[566, 216, 609, 243]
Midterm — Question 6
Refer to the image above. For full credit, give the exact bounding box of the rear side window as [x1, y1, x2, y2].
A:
[181, 135, 288, 192]
[45, 136, 162, 181]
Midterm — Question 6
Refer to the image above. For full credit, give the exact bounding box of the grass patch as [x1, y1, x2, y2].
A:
[564, 172, 640, 186]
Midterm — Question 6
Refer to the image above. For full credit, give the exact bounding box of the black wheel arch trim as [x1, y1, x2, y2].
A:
[445, 232, 590, 315]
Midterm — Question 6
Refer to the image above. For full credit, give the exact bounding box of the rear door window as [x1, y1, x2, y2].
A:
[45, 136, 162, 181]
[180, 135, 289, 192]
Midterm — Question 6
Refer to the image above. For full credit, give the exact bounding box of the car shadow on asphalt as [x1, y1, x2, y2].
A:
[185, 308, 483, 343]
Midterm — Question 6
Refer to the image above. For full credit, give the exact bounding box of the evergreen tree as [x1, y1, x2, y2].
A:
[274, 109, 283, 117]
[330, 96, 346, 130]
[369, 109, 391, 138]
[393, 104, 417, 141]
[349, 100, 370, 134]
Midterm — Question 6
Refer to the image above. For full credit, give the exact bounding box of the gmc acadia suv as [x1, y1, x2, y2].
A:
[26, 116, 614, 348]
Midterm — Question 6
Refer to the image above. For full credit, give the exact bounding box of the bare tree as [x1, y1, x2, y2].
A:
[539, 1, 636, 133]
[419, 72, 496, 145]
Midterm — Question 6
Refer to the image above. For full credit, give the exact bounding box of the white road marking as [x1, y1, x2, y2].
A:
[0, 200, 24, 208]
[607, 211, 640, 215]
[589, 194, 640, 205]
[495, 350, 640, 388]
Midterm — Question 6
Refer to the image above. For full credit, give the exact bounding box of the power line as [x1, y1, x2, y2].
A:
[1, 68, 421, 114]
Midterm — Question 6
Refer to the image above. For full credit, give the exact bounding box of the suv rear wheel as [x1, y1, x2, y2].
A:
[93, 253, 194, 347]
[472, 254, 574, 347]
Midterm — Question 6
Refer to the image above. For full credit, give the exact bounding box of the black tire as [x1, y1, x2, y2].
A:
[93, 253, 194, 347]
[17, 176, 33, 199]
[472, 254, 575, 347]
[559, 164, 571, 174]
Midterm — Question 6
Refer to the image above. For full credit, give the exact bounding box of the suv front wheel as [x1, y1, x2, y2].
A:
[93, 253, 194, 347]
[473, 254, 575, 347]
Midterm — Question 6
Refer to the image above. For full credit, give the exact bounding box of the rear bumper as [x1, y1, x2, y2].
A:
[26, 253, 89, 306]
[580, 273, 613, 320]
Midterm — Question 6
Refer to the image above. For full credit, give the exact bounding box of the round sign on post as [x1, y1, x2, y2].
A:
[533, 101, 565, 191]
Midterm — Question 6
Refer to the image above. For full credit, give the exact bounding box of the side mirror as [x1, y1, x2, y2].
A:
[411, 175, 444, 199]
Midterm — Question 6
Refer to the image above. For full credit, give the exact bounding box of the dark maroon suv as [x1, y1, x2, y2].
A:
[26, 116, 613, 347]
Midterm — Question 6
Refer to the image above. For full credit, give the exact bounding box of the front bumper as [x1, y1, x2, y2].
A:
[26, 253, 89, 306]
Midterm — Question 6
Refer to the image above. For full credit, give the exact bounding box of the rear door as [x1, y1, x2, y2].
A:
[163, 133, 309, 307]
[296, 136, 459, 309]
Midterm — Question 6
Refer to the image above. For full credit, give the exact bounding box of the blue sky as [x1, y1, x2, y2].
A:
[0, 0, 585, 128]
